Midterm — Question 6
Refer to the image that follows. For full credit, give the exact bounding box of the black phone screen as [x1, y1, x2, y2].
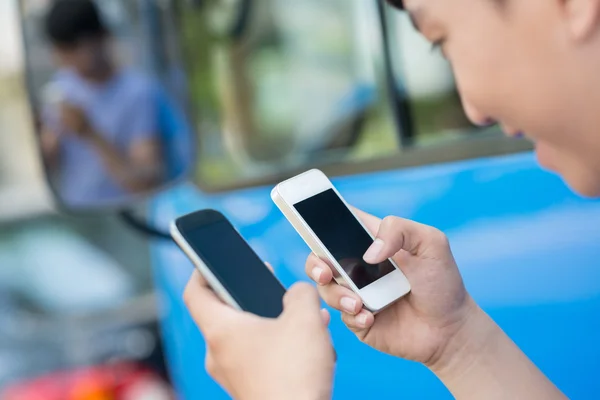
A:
[177, 212, 285, 318]
[294, 189, 395, 289]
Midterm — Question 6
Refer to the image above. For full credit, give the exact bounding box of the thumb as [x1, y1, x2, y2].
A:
[282, 282, 323, 325]
[363, 216, 439, 263]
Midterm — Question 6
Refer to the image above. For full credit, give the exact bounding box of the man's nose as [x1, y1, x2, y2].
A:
[462, 99, 495, 127]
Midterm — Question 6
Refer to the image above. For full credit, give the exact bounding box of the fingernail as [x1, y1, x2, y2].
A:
[356, 313, 368, 327]
[340, 297, 357, 313]
[312, 267, 323, 282]
[364, 238, 385, 263]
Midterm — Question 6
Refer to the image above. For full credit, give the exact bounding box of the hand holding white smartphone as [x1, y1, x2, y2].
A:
[272, 169, 411, 313]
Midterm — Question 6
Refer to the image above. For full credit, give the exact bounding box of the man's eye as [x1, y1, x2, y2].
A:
[430, 40, 444, 52]
[430, 39, 448, 59]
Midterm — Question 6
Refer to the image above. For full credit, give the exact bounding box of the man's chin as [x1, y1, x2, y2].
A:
[562, 175, 600, 199]
[534, 145, 600, 198]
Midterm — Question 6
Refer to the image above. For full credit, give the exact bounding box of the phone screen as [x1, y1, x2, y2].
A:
[178, 216, 286, 318]
[294, 189, 395, 289]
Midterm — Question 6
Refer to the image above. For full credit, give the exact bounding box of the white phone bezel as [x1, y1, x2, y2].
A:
[272, 169, 411, 313]
[170, 221, 242, 311]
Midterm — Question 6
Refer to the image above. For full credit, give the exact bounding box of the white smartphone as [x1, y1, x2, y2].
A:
[170, 209, 286, 318]
[272, 169, 411, 313]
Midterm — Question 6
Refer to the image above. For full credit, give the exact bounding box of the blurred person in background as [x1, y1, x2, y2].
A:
[184, 0, 600, 398]
[40, 0, 164, 207]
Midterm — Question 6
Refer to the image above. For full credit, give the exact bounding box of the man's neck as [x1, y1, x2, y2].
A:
[85, 63, 116, 85]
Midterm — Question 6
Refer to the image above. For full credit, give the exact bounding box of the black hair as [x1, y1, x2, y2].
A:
[45, 0, 107, 47]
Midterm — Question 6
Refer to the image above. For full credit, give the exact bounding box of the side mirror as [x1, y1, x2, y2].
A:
[21, 0, 195, 212]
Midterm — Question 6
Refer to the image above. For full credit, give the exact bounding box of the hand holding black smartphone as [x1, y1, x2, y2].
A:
[171, 209, 286, 318]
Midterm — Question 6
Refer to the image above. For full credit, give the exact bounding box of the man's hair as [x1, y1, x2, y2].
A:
[45, 0, 107, 47]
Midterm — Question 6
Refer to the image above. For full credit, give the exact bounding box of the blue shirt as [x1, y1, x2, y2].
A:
[43, 69, 159, 208]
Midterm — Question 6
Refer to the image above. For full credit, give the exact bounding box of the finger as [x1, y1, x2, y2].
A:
[317, 282, 363, 315]
[305, 253, 334, 286]
[183, 270, 236, 332]
[341, 309, 375, 333]
[282, 282, 323, 324]
[320, 308, 331, 326]
[364, 216, 438, 263]
[350, 206, 382, 235]
[265, 262, 274, 273]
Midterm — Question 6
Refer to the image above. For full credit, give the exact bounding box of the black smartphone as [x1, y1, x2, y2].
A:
[171, 209, 286, 318]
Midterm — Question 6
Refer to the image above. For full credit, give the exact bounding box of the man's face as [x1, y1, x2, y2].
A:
[53, 37, 109, 80]
[402, 0, 600, 196]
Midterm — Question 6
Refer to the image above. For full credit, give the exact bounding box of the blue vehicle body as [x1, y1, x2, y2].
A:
[150, 152, 600, 399]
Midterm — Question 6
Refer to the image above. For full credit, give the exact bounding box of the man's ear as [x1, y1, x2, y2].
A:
[561, 0, 600, 41]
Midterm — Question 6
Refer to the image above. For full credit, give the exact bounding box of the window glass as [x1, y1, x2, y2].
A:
[177, 0, 403, 188]
[386, 8, 476, 146]
[177, 0, 525, 189]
